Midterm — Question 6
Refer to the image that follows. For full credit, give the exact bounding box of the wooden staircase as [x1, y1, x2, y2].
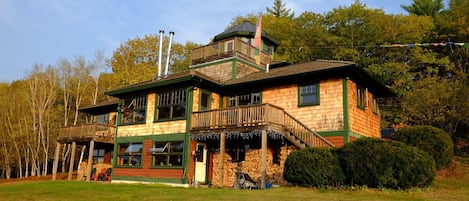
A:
[191, 104, 335, 148]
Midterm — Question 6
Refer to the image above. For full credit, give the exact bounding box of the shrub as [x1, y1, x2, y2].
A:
[339, 138, 435, 189]
[390, 125, 454, 169]
[283, 147, 344, 187]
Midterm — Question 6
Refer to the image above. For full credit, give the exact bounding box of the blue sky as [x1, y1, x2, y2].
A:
[0, 0, 413, 82]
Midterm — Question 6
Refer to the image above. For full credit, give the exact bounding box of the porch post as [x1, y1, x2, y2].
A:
[218, 132, 225, 187]
[76, 145, 86, 181]
[261, 130, 267, 189]
[67, 141, 76, 180]
[86, 140, 95, 181]
[52, 142, 61, 180]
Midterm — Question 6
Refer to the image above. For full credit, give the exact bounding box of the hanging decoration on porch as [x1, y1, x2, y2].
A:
[191, 130, 284, 141]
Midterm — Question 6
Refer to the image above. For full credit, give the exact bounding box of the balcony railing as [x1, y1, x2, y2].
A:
[191, 104, 334, 148]
[190, 38, 271, 66]
[58, 124, 116, 143]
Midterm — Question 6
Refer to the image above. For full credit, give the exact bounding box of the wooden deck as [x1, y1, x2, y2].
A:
[191, 104, 334, 148]
[190, 38, 271, 66]
[58, 124, 115, 144]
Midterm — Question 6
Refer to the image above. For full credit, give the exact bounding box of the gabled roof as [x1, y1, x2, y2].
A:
[213, 21, 280, 46]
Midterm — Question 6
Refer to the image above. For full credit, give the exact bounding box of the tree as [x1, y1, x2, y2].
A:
[109, 34, 192, 87]
[266, 0, 294, 19]
[401, 0, 445, 17]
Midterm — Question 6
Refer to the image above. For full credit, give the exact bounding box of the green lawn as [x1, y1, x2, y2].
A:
[1, 158, 468, 201]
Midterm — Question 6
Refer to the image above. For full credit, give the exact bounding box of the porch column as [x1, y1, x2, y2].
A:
[86, 140, 95, 182]
[52, 142, 61, 180]
[67, 141, 76, 180]
[76, 145, 86, 181]
[261, 130, 267, 189]
[218, 132, 225, 187]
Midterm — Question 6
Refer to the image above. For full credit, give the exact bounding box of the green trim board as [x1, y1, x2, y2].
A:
[342, 78, 350, 143]
[115, 134, 185, 143]
[231, 59, 237, 80]
[183, 86, 194, 183]
[112, 176, 185, 184]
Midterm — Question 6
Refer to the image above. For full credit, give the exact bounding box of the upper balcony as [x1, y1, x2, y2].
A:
[58, 124, 116, 144]
[190, 38, 272, 67]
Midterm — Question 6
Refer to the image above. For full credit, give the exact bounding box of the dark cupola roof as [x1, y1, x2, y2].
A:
[213, 21, 280, 47]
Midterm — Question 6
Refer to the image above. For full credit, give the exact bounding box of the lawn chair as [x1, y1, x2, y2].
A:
[234, 172, 258, 189]
[97, 168, 107, 181]
[104, 168, 112, 181]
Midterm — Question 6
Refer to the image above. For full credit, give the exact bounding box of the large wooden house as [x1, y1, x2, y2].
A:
[56, 21, 393, 187]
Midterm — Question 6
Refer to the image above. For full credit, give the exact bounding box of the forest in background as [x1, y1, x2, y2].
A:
[0, 0, 468, 179]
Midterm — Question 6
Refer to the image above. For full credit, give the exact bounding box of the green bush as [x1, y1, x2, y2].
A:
[390, 125, 454, 169]
[339, 138, 435, 189]
[283, 147, 345, 187]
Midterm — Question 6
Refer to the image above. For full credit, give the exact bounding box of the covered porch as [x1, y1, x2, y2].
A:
[189, 104, 334, 188]
[52, 124, 116, 181]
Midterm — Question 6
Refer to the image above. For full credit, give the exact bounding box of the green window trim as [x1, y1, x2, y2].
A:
[298, 82, 320, 107]
[150, 141, 185, 168]
[155, 88, 188, 122]
[118, 94, 148, 125]
[116, 142, 143, 168]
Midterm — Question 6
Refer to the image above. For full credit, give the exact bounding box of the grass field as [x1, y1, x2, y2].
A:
[0, 157, 468, 201]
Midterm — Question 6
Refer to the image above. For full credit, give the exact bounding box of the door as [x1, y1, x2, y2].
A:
[194, 143, 207, 184]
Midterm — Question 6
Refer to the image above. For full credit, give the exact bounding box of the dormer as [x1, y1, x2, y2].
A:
[189, 21, 280, 82]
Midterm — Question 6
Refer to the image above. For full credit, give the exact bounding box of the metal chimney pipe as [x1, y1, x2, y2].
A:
[157, 30, 164, 78]
[164, 31, 174, 76]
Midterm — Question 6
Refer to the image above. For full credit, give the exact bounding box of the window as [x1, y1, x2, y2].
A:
[372, 97, 379, 114]
[227, 92, 261, 107]
[92, 149, 105, 164]
[94, 114, 110, 124]
[150, 141, 184, 167]
[117, 143, 142, 167]
[299, 82, 319, 106]
[357, 86, 367, 109]
[225, 40, 234, 52]
[157, 89, 187, 120]
[200, 91, 211, 111]
[120, 95, 147, 124]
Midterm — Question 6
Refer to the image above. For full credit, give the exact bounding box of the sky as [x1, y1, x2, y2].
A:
[0, 0, 413, 83]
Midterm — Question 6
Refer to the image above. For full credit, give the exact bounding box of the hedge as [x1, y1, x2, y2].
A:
[339, 138, 436, 189]
[390, 125, 454, 170]
[283, 147, 344, 187]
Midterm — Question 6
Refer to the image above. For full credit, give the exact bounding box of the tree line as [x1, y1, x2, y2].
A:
[0, 0, 467, 179]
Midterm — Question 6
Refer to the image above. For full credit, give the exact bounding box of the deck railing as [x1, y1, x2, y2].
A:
[191, 104, 334, 148]
[58, 124, 116, 142]
[190, 38, 271, 66]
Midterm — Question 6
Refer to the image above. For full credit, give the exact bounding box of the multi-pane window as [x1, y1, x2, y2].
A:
[117, 143, 142, 167]
[227, 92, 261, 107]
[120, 95, 147, 124]
[150, 141, 184, 167]
[200, 91, 211, 111]
[157, 89, 187, 120]
[94, 114, 110, 124]
[372, 98, 379, 114]
[299, 82, 319, 106]
[92, 149, 105, 164]
[357, 86, 367, 109]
